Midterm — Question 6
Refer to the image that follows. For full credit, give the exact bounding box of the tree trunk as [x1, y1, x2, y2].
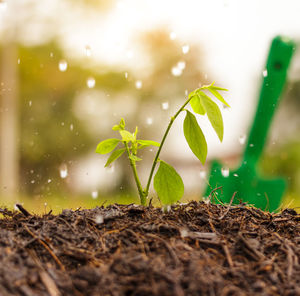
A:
[0, 42, 19, 202]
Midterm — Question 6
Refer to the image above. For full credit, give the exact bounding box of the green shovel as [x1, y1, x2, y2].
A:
[204, 36, 295, 212]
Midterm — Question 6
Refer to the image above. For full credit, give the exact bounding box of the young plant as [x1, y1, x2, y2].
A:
[96, 82, 229, 206]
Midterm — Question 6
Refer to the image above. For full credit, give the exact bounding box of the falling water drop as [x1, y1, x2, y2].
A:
[146, 117, 153, 125]
[221, 167, 230, 177]
[70, 124, 74, 131]
[238, 134, 246, 145]
[169, 32, 177, 40]
[59, 164, 68, 179]
[87, 77, 96, 88]
[47, 179, 52, 183]
[135, 80, 142, 89]
[28, 101, 32, 107]
[199, 170, 206, 179]
[85, 45, 92, 57]
[124, 72, 128, 79]
[91, 191, 98, 199]
[262, 69, 268, 77]
[161, 102, 169, 110]
[182, 44, 190, 54]
[58, 60, 68, 72]
[177, 61, 186, 70]
[171, 66, 182, 77]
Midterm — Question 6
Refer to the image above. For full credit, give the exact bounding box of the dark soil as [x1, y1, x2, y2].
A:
[0, 201, 299, 296]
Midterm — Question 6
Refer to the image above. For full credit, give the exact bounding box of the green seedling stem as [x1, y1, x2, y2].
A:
[144, 97, 191, 197]
[96, 82, 229, 206]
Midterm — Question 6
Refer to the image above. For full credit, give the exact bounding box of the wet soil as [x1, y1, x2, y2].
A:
[0, 201, 299, 296]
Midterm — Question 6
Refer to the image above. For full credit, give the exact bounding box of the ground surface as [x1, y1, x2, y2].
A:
[0, 201, 299, 296]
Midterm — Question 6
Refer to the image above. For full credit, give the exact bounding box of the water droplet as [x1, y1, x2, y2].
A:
[146, 117, 153, 125]
[135, 80, 142, 89]
[199, 170, 206, 179]
[61, 122, 65, 126]
[59, 164, 68, 179]
[169, 31, 177, 40]
[87, 77, 96, 88]
[17, 58, 20, 65]
[106, 165, 115, 174]
[28, 101, 32, 107]
[70, 124, 74, 131]
[91, 191, 98, 199]
[233, 173, 238, 177]
[47, 179, 52, 183]
[124, 72, 128, 79]
[249, 143, 254, 147]
[177, 61, 186, 70]
[31, 180, 35, 184]
[50, 52, 54, 58]
[238, 134, 246, 145]
[95, 214, 104, 224]
[182, 44, 190, 54]
[263, 69, 268, 77]
[85, 45, 92, 57]
[161, 102, 169, 110]
[185, 89, 189, 96]
[221, 167, 230, 177]
[171, 66, 182, 77]
[58, 60, 68, 72]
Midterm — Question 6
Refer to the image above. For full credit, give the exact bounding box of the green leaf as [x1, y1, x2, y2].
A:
[95, 138, 120, 154]
[137, 140, 160, 149]
[129, 154, 142, 161]
[119, 118, 125, 129]
[207, 88, 230, 107]
[198, 91, 224, 142]
[190, 94, 206, 115]
[120, 130, 135, 142]
[210, 85, 228, 91]
[112, 125, 121, 131]
[154, 161, 184, 205]
[104, 148, 125, 167]
[183, 111, 207, 164]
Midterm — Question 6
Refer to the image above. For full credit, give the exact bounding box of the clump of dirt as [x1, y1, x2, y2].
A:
[0, 201, 299, 296]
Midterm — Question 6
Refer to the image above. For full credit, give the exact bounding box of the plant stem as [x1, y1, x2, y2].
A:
[144, 96, 192, 197]
[124, 142, 146, 205]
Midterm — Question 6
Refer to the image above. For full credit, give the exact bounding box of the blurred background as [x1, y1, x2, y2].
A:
[0, 0, 299, 213]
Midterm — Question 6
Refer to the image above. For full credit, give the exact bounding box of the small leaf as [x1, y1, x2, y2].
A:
[190, 94, 206, 115]
[207, 88, 230, 107]
[129, 154, 142, 161]
[96, 139, 120, 154]
[119, 118, 125, 129]
[112, 125, 121, 131]
[137, 140, 160, 149]
[210, 85, 228, 91]
[105, 148, 125, 167]
[120, 130, 135, 142]
[154, 161, 184, 205]
[198, 91, 224, 142]
[183, 111, 207, 164]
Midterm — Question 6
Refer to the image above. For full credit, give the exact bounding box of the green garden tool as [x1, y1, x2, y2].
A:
[204, 36, 295, 212]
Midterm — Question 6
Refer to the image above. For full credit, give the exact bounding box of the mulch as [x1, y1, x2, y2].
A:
[0, 201, 299, 296]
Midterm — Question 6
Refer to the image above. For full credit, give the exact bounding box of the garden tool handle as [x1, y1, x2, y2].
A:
[243, 36, 295, 165]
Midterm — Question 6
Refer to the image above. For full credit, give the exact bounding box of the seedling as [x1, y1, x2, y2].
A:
[96, 82, 229, 206]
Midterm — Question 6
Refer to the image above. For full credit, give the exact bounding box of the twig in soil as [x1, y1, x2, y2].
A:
[219, 192, 237, 220]
[23, 224, 65, 271]
[208, 186, 223, 204]
[15, 204, 31, 217]
[146, 233, 180, 266]
[27, 249, 61, 296]
[221, 239, 234, 268]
